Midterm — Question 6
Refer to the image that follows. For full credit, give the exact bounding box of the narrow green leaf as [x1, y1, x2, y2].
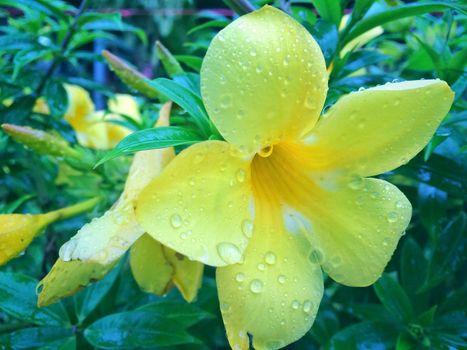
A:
[149, 78, 212, 137]
[84, 310, 199, 348]
[0, 327, 74, 349]
[306, 20, 338, 66]
[74, 261, 121, 323]
[341, 2, 466, 47]
[374, 274, 414, 323]
[310, 0, 342, 27]
[96, 126, 203, 166]
[187, 19, 229, 35]
[44, 80, 68, 117]
[400, 238, 428, 293]
[155, 41, 184, 77]
[327, 321, 398, 350]
[175, 55, 203, 72]
[0, 272, 70, 326]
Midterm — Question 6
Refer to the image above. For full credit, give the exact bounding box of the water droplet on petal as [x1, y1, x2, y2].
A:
[250, 279, 263, 294]
[236, 169, 246, 183]
[235, 272, 245, 282]
[257, 263, 266, 271]
[303, 300, 313, 313]
[386, 211, 399, 223]
[348, 176, 364, 190]
[170, 214, 182, 228]
[291, 300, 300, 310]
[264, 252, 276, 265]
[217, 242, 242, 264]
[241, 219, 254, 238]
[278, 275, 287, 284]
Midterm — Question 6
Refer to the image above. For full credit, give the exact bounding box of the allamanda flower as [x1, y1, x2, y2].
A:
[132, 6, 454, 349]
[40, 103, 203, 306]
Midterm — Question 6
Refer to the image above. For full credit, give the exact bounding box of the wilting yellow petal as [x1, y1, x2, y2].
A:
[106, 94, 142, 147]
[304, 80, 454, 177]
[63, 84, 95, 131]
[0, 212, 56, 266]
[130, 233, 174, 296]
[216, 200, 323, 350]
[163, 246, 204, 302]
[136, 141, 253, 266]
[37, 259, 117, 306]
[201, 5, 327, 154]
[251, 142, 412, 287]
[59, 103, 174, 264]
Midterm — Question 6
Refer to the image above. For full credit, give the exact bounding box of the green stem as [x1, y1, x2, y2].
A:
[44, 197, 100, 224]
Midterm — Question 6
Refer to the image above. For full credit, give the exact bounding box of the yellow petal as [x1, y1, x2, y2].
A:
[130, 233, 174, 296]
[63, 84, 95, 131]
[163, 246, 204, 302]
[136, 141, 253, 266]
[108, 94, 141, 121]
[304, 80, 454, 177]
[121, 102, 174, 202]
[59, 200, 143, 264]
[339, 14, 383, 57]
[37, 259, 116, 306]
[216, 201, 323, 350]
[302, 178, 411, 286]
[59, 104, 174, 263]
[74, 111, 110, 149]
[200, 5, 327, 154]
[0, 213, 56, 265]
[252, 142, 412, 287]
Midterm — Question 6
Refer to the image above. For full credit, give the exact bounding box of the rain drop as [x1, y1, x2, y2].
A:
[250, 279, 263, 294]
[291, 300, 300, 310]
[170, 214, 182, 228]
[241, 219, 254, 238]
[347, 176, 364, 190]
[303, 300, 313, 313]
[264, 252, 277, 265]
[278, 275, 287, 284]
[257, 263, 266, 271]
[236, 169, 246, 183]
[235, 272, 245, 283]
[386, 212, 399, 223]
[217, 242, 242, 264]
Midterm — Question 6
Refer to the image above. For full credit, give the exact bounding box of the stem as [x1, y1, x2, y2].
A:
[223, 0, 256, 15]
[34, 0, 90, 96]
[45, 196, 100, 224]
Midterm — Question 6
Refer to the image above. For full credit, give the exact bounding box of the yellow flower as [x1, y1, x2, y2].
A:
[39, 102, 203, 306]
[63, 85, 140, 150]
[130, 6, 452, 349]
[0, 197, 99, 266]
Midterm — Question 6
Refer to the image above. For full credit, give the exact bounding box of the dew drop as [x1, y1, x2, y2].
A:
[386, 211, 399, 223]
[241, 219, 254, 238]
[250, 48, 257, 57]
[250, 279, 263, 294]
[257, 263, 266, 271]
[235, 272, 245, 282]
[264, 252, 277, 265]
[395, 200, 405, 209]
[303, 300, 313, 313]
[217, 242, 242, 264]
[291, 300, 300, 310]
[194, 153, 205, 164]
[309, 249, 324, 264]
[236, 169, 246, 183]
[278, 275, 287, 284]
[220, 95, 232, 108]
[170, 214, 182, 228]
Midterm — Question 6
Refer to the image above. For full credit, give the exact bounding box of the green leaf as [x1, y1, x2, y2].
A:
[423, 213, 466, 291]
[0, 327, 74, 349]
[309, 309, 340, 345]
[348, 303, 397, 324]
[175, 55, 203, 72]
[341, 2, 466, 48]
[310, 0, 342, 27]
[374, 274, 414, 323]
[188, 19, 229, 35]
[0, 95, 36, 124]
[44, 79, 68, 117]
[137, 300, 214, 328]
[149, 78, 212, 137]
[155, 41, 184, 77]
[96, 126, 203, 166]
[431, 311, 467, 338]
[327, 321, 398, 350]
[439, 286, 467, 314]
[82, 18, 147, 45]
[84, 310, 200, 348]
[74, 261, 121, 323]
[305, 19, 338, 66]
[400, 238, 427, 294]
[0, 271, 70, 326]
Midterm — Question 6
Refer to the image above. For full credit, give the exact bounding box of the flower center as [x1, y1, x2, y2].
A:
[258, 145, 274, 158]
